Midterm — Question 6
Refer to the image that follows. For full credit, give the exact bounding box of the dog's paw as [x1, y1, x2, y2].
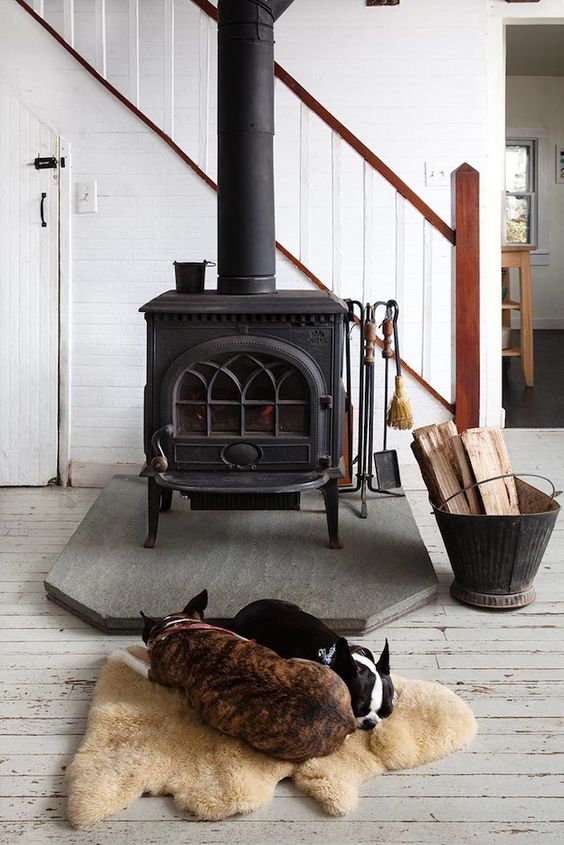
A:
[108, 649, 149, 679]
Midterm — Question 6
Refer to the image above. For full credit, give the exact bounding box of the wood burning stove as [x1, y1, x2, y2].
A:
[140, 291, 348, 547]
[140, 0, 349, 549]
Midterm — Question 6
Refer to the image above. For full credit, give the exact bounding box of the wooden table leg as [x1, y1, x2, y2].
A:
[519, 254, 534, 387]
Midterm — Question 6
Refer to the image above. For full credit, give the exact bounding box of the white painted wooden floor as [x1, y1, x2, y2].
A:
[1, 430, 563, 844]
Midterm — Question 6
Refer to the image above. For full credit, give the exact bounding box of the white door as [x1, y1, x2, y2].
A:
[0, 79, 59, 485]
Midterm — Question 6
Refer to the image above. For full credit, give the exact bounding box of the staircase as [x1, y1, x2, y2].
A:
[16, 0, 480, 428]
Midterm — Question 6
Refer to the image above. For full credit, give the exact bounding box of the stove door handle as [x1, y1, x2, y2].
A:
[150, 424, 173, 473]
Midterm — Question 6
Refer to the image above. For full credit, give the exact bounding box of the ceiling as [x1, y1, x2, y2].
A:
[507, 25, 564, 77]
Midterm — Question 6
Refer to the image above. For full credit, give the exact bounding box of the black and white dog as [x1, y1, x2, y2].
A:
[224, 598, 394, 730]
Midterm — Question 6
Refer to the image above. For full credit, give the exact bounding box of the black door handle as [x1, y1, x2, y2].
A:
[40, 192, 47, 228]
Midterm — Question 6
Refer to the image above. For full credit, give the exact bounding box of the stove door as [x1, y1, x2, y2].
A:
[158, 336, 330, 472]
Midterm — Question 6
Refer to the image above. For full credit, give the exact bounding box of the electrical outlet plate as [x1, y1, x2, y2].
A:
[425, 162, 449, 187]
[77, 180, 98, 213]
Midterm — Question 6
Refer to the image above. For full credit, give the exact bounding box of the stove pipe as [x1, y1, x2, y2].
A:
[217, 0, 295, 295]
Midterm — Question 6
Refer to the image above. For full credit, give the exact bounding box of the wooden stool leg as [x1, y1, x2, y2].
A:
[502, 268, 511, 329]
[519, 255, 534, 387]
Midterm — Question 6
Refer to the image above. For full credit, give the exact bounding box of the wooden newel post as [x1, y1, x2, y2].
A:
[452, 163, 480, 431]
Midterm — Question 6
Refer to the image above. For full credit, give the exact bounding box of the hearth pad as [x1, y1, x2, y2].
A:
[45, 475, 438, 633]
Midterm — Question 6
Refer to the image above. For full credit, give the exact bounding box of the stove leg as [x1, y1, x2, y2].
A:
[144, 479, 161, 548]
[322, 478, 343, 549]
[160, 488, 173, 512]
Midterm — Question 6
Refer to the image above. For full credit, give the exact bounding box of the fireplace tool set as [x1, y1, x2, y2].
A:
[340, 300, 412, 519]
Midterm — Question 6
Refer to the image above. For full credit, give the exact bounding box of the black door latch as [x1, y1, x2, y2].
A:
[34, 156, 58, 170]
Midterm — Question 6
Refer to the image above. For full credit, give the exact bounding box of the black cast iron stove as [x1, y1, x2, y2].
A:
[140, 0, 349, 549]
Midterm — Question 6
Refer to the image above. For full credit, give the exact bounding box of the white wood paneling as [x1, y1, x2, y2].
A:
[63, 0, 74, 47]
[330, 133, 341, 295]
[0, 79, 59, 485]
[299, 101, 310, 265]
[362, 162, 374, 304]
[197, 10, 210, 172]
[57, 139, 72, 487]
[394, 193, 406, 348]
[422, 219, 433, 379]
[163, 0, 175, 138]
[94, 0, 106, 78]
[128, 0, 140, 106]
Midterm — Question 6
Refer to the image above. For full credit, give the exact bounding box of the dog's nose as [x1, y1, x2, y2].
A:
[358, 716, 378, 731]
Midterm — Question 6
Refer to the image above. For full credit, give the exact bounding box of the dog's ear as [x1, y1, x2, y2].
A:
[140, 610, 158, 644]
[331, 637, 357, 680]
[140, 610, 157, 624]
[183, 589, 208, 619]
[376, 638, 390, 676]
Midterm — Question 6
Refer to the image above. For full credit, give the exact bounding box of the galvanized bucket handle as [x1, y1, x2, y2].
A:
[437, 473, 561, 513]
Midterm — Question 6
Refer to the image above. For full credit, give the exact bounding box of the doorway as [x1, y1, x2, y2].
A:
[0, 78, 61, 484]
[503, 24, 564, 427]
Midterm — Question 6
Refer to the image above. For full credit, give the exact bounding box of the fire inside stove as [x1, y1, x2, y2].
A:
[175, 353, 309, 438]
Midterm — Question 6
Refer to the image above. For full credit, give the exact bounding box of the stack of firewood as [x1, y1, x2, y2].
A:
[411, 423, 520, 515]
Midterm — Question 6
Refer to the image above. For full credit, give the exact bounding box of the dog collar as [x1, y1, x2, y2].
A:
[147, 617, 249, 650]
[318, 643, 337, 666]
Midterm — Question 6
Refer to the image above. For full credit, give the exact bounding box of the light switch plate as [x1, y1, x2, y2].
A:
[425, 162, 449, 187]
[77, 180, 98, 213]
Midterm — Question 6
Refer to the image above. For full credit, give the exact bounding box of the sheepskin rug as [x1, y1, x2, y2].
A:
[67, 646, 477, 827]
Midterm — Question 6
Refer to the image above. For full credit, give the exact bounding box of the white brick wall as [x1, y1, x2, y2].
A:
[0, 0, 499, 483]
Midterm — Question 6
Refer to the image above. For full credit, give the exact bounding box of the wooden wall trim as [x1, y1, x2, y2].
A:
[452, 163, 480, 430]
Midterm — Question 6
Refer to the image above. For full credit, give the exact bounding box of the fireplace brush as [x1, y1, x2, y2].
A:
[386, 302, 414, 430]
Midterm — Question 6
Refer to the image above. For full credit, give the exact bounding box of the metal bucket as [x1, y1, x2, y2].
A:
[433, 474, 560, 609]
[174, 260, 215, 293]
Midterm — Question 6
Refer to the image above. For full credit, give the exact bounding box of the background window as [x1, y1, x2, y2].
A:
[505, 139, 537, 246]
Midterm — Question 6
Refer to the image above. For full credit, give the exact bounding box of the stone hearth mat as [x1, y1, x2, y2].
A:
[67, 647, 477, 827]
[45, 475, 438, 633]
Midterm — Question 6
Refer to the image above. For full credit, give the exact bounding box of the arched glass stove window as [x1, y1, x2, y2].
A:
[175, 353, 309, 437]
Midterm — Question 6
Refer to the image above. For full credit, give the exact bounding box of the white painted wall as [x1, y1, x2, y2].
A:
[2, 0, 499, 484]
[507, 75, 564, 328]
[39, 0, 459, 401]
[486, 2, 564, 423]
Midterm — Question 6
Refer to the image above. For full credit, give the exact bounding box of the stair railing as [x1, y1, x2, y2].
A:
[18, 0, 480, 427]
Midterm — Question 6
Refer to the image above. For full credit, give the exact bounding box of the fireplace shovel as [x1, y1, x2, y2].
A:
[373, 302, 402, 493]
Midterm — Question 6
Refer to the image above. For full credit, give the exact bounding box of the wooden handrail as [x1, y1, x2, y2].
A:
[14, 0, 215, 191]
[189, 0, 455, 245]
[15, 0, 454, 413]
[452, 163, 480, 429]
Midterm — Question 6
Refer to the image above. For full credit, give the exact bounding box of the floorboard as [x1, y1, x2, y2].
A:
[0, 430, 563, 843]
[503, 330, 564, 428]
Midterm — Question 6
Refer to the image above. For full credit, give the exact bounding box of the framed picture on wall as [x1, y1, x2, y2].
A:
[556, 145, 564, 184]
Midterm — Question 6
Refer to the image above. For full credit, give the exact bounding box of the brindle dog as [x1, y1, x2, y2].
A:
[111, 590, 356, 763]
